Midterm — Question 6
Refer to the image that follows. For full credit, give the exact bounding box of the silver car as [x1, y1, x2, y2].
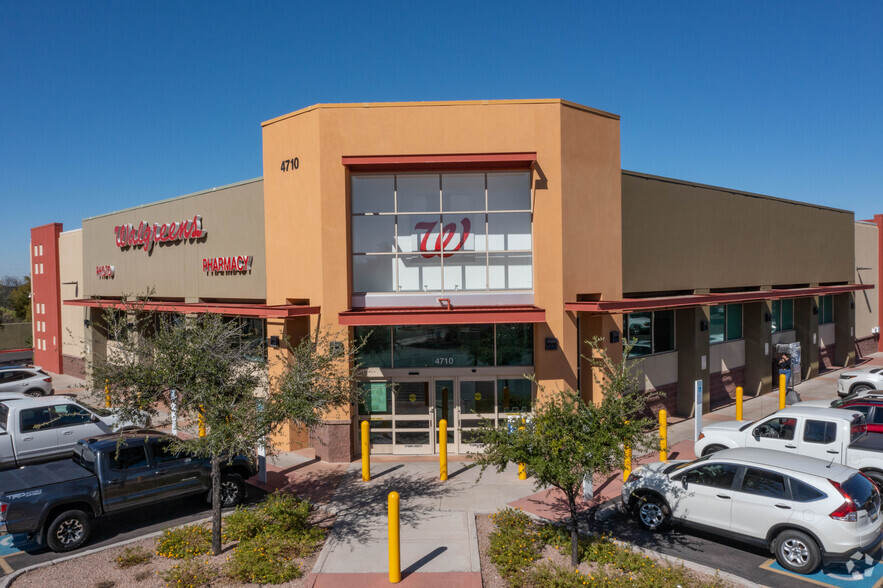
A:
[0, 366, 53, 397]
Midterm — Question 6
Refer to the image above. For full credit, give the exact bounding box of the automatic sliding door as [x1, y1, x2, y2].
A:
[393, 381, 433, 455]
[458, 379, 496, 451]
[434, 379, 455, 452]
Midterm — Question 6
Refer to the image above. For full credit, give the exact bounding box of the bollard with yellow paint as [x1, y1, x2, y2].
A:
[518, 422, 527, 480]
[779, 374, 787, 410]
[439, 419, 448, 481]
[361, 421, 370, 482]
[736, 386, 743, 421]
[659, 409, 668, 462]
[623, 445, 632, 482]
[388, 491, 401, 583]
[198, 405, 206, 438]
[104, 379, 110, 409]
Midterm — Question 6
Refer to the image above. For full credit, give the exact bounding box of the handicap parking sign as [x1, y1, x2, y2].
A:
[763, 551, 883, 587]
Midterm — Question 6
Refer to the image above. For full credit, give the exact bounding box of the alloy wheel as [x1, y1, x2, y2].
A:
[781, 538, 810, 567]
[56, 519, 84, 546]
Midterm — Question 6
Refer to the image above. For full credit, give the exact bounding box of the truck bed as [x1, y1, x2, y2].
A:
[851, 432, 883, 454]
[0, 460, 93, 494]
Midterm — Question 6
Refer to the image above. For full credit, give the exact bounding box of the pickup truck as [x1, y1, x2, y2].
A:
[0, 431, 255, 552]
[694, 406, 883, 488]
[0, 396, 149, 469]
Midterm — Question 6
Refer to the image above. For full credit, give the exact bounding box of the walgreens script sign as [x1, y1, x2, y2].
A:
[114, 215, 206, 254]
[414, 217, 473, 258]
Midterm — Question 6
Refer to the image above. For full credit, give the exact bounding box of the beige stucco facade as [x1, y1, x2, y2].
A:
[855, 221, 879, 343]
[59, 229, 86, 377]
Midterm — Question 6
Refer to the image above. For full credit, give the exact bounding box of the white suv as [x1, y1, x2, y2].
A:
[838, 367, 883, 397]
[0, 366, 53, 396]
[621, 448, 883, 574]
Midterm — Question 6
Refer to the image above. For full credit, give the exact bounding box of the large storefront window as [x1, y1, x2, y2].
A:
[354, 323, 533, 368]
[222, 316, 267, 361]
[624, 310, 675, 357]
[819, 295, 834, 324]
[710, 304, 742, 343]
[771, 299, 794, 333]
[351, 172, 532, 294]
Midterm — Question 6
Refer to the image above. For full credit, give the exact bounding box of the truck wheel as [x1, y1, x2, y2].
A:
[216, 473, 245, 507]
[775, 530, 821, 574]
[701, 444, 727, 457]
[46, 509, 91, 553]
[852, 384, 873, 395]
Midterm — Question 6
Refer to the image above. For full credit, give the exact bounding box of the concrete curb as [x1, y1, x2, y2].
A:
[465, 509, 480, 572]
[0, 516, 212, 588]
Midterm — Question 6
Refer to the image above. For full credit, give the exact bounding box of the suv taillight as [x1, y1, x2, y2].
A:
[0, 502, 7, 521]
[42, 378, 51, 382]
[829, 478, 859, 521]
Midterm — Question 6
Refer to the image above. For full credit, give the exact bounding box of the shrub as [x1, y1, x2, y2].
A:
[223, 505, 266, 542]
[225, 492, 323, 544]
[224, 534, 306, 584]
[114, 545, 153, 568]
[488, 508, 541, 579]
[159, 558, 218, 588]
[517, 562, 595, 588]
[155, 524, 211, 559]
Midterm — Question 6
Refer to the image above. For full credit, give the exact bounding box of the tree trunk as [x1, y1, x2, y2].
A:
[211, 455, 222, 555]
[568, 493, 579, 568]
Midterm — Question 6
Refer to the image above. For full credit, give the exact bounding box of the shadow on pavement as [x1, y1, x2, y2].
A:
[403, 546, 448, 576]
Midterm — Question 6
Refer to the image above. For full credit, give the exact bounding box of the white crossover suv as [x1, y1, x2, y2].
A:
[837, 367, 883, 397]
[0, 366, 53, 397]
[621, 448, 883, 574]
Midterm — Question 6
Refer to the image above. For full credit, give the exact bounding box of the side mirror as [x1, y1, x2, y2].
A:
[752, 427, 760, 438]
[90, 414, 100, 423]
[680, 477, 688, 489]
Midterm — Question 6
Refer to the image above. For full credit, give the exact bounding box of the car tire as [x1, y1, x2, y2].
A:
[852, 384, 873, 395]
[774, 529, 821, 574]
[632, 494, 670, 532]
[214, 473, 245, 507]
[45, 509, 91, 553]
[701, 444, 727, 457]
[24, 388, 44, 397]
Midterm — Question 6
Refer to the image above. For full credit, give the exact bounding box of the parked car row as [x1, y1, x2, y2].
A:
[0, 365, 54, 397]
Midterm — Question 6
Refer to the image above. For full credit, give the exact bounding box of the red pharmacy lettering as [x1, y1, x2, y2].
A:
[415, 218, 471, 258]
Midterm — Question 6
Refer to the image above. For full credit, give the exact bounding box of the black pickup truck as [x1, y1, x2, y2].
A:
[0, 431, 256, 552]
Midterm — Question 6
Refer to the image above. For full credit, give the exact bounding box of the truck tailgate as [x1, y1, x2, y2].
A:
[851, 432, 883, 453]
[0, 460, 93, 494]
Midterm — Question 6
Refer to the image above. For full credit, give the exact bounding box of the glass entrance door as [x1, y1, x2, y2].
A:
[392, 381, 434, 455]
[434, 379, 455, 452]
[458, 378, 497, 452]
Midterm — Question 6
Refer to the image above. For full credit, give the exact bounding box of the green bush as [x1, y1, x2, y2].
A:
[114, 545, 153, 568]
[224, 534, 306, 584]
[225, 492, 322, 544]
[155, 525, 212, 559]
[517, 562, 594, 587]
[159, 558, 218, 588]
[488, 508, 541, 579]
[223, 505, 266, 542]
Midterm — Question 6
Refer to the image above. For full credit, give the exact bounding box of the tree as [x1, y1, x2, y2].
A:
[1, 276, 31, 322]
[90, 302, 363, 555]
[471, 337, 657, 567]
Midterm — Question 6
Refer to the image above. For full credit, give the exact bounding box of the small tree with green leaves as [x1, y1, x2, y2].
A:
[90, 300, 362, 555]
[471, 337, 657, 567]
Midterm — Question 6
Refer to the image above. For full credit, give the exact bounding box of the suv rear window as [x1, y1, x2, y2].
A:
[842, 473, 878, 512]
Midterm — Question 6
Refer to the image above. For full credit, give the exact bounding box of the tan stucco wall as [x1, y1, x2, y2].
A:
[59, 229, 85, 360]
[261, 99, 624, 430]
[855, 221, 879, 339]
[82, 179, 266, 301]
[621, 172, 855, 294]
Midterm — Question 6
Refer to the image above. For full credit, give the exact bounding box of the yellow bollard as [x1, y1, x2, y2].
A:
[518, 423, 527, 480]
[623, 445, 632, 482]
[659, 410, 668, 462]
[104, 379, 110, 409]
[388, 491, 401, 584]
[736, 386, 743, 421]
[361, 421, 370, 482]
[439, 419, 448, 481]
[779, 374, 787, 410]
[198, 405, 206, 437]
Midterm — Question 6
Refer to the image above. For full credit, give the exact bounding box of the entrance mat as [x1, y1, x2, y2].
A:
[761, 555, 883, 587]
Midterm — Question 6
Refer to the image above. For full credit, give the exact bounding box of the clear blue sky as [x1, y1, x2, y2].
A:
[2, 1, 881, 278]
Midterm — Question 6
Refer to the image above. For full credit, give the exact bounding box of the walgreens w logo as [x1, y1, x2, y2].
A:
[414, 218, 471, 259]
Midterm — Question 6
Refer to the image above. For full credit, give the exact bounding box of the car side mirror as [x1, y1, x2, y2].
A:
[680, 477, 688, 489]
[752, 427, 760, 438]
[90, 414, 100, 423]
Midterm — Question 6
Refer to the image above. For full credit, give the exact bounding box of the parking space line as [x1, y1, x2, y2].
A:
[0, 556, 12, 574]
[760, 558, 883, 588]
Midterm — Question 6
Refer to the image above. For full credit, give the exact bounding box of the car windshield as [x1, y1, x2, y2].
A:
[76, 400, 110, 418]
[664, 455, 710, 474]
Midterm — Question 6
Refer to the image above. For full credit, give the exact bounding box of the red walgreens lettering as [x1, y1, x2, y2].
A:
[113, 215, 206, 252]
[203, 255, 252, 274]
[415, 218, 471, 258]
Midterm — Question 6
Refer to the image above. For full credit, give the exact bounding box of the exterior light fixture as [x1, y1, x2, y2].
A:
[269, 335, 280, 348]
[812, 307, 819, 315]
[764, 313, 772, 322]
[700, 320, 709, 331]
[83, 319, 91, 328]
[609, 331, 620, 343]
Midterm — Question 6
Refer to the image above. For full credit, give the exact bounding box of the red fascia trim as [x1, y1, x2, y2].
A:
[339, 305, 545, 326]
[0, 348, 33, 354]
[341, 153, 537, 172]
[63, 299, 320, 319]
[566, 284, 876, 314]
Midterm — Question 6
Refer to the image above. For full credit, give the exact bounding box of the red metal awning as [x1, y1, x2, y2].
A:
[565, 284, 875, 314]
[64, 299, 320, 319]
[341, 152, 537, 172]
[339, 305, 545, 326]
